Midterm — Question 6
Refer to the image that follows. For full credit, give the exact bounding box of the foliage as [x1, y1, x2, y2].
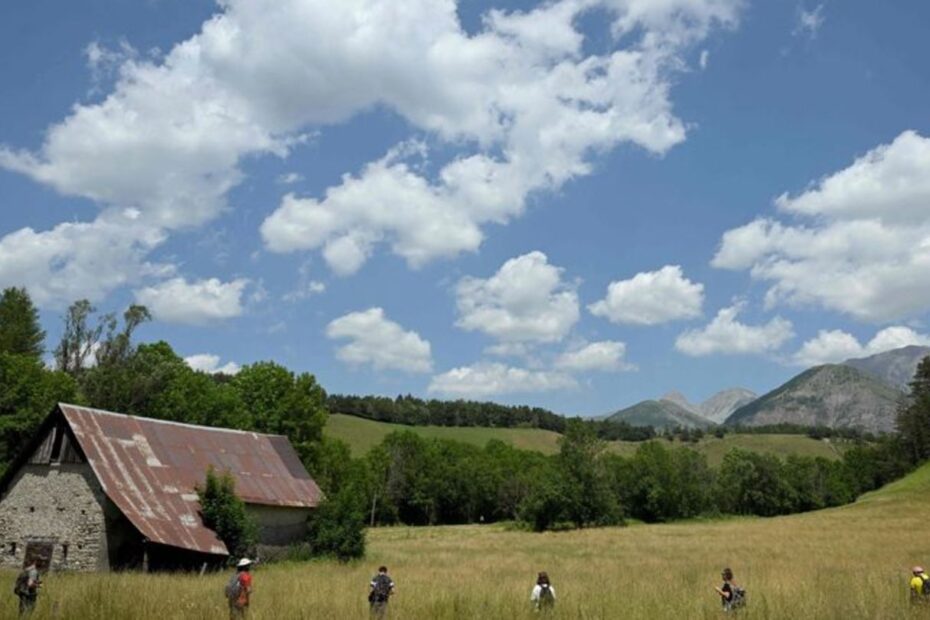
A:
[0, 353, 78, 464]
[54, 300, 104, 376]
[897, 355, 930, 463]
[0, 287, 45, 358]
[196, 467, 257, 561]
[306, 485, 367, 561]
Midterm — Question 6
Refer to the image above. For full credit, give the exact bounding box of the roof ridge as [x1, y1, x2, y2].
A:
[58, 402, 288, 439]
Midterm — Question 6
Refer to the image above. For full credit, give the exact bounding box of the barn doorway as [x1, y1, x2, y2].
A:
[23, 541, 54, 571]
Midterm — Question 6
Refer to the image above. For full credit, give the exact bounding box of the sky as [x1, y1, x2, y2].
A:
[1, 0, 929, 416]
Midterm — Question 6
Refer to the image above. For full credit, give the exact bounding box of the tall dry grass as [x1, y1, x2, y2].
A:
[5, 464, 930, 619]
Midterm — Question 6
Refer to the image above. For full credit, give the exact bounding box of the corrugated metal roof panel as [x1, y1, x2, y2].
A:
[59, 404, 323, 555]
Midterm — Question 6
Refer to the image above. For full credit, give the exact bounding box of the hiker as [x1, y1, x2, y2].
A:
[530, 571, 556, 612]
[226, 558, 253, 619]
[13, 560, 40, 617]
[714, 567, 745, 612]
[910, 566, 930, 602]
[368, 565, 395, 619]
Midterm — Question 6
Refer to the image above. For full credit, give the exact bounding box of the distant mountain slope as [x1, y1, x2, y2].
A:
[608, 399, 714, 429]
[726, 364, 903, 432]
[843, 345, 930, 391]
[699, 388, 757, 424]
[659, 390, 698, 413]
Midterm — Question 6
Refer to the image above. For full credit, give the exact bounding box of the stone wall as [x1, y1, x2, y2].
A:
[0, 463, 109, 571]
[245, 505, 312, 546]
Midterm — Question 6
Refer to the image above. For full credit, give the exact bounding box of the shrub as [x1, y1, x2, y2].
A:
[307, 487, 367, 561]
[197, 466, 257, 561]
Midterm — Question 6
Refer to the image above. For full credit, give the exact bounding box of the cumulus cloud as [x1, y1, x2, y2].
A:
[792, 326, 930, 367]
[554, 340, 635, 372]
[326, 307, 432, 373]
[589, 265, 703, 325]
[675, 303, 794, 356]
[134, 277, 248, 325]
[0, 211, 169, 307]
[1, 0, 741, 304]
[713, 131, 930, 322]
[455, 251, 579, 343]
[184, 353, 241, 375]
[428, 362, 576, 397]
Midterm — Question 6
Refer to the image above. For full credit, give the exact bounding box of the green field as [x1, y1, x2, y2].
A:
[325, 413, 843, 465]
[325, 413, 564, 454]
[6, 461, 930, 619]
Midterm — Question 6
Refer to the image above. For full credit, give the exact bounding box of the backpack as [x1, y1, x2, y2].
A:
[13, 571, 29, 597]
[224, 573, 241, 602]
[370, 574, 392, 603]
[730, 586, 747, 609]
[538, 583, 555, 608]
[921, 575, 930, 597]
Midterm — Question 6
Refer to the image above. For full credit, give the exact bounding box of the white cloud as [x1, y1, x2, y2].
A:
[1, 0, 741, 303]
[455, 251, 579, 343]
[428, 362, 576, 397]
[794, 4, 825, 38]
[0, 212, 169, 307]
[326, 307, 432, 373]
[675, 303, 794, 356]
[554, 340, 635, 372]
[699, 49, 710, 69]
[184, 353, 241, 375]
[134, 277, 248, 325]
[589, 265, 703, 325]
[792, 326, 930, 367]
[713, 131, 930, 322]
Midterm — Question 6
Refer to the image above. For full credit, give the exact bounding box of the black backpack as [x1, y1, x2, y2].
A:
[13, 571, 29, 597]
[921, 575, 930, 597]
[370, 574, 392, 603]
[539, 583, 555, 608]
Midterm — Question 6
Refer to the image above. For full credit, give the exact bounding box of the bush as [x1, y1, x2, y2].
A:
[307, 487, 367, 561]
[197, 466, 257, 561]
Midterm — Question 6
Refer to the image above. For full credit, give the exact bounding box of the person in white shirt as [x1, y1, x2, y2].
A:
[530, 571, 556, 612]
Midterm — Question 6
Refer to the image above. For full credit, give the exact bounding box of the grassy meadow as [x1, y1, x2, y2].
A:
[325, 413, 842, 466]
[6, 462, 930, 619]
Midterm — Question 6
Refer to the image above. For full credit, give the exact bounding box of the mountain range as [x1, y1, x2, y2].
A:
[607, 387, 756, 429]
[607, 345, 930, 432]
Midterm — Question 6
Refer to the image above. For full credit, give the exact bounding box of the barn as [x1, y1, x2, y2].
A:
[0, 403, 323, 571]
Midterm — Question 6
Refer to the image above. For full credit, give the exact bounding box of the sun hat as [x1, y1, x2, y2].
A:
[237, 558, 252, 568]
[914, 566, 924, 574]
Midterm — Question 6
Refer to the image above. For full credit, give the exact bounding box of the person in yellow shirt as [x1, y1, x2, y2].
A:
[910, 566, 929, 602]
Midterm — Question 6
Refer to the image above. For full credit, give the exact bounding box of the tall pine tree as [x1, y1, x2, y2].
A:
[897, 356, 930, 465]
[0, 287, 45, 358]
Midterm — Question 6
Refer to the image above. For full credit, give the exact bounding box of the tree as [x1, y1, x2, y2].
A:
[197, 467, 257, 561]
[0, 287, 45, 358]
[897, 356, 930, 465]
[552, 419, 620, 528]
[232, 362, 327, 458]
[54, 300, 103, 376]
[306, 484, 367, 561]
[0, 353, 77, 468]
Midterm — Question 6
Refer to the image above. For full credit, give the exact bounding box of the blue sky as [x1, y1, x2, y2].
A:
[2, 0, 930, 415]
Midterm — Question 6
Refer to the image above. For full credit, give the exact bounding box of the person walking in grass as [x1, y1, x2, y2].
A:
[910, 566, 930, 602]
[715, 567, 745, 612]
[530, 571, 556, 612]
[368, 565, 395, 619]
[226, 558, 253, 619]
[13, 560, 40, 617]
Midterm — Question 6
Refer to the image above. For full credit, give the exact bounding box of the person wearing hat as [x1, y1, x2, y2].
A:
[910, 566, 929, 602]
[227, 558, 253, 619]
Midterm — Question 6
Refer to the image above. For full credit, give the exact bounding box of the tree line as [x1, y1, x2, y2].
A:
[2, 286, 930, 545]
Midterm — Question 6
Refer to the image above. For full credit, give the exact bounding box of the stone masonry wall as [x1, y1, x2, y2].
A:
[0, 463, 108, 571]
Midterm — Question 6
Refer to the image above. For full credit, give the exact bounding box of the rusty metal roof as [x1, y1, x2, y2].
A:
[59, 403, 323, 556]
